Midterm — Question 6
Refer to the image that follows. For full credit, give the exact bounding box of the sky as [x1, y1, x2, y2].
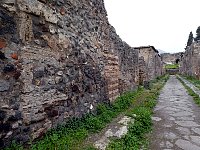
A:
[104, 0, 200, 53]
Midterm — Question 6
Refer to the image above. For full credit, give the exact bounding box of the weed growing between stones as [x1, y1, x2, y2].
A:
[4, 75, 169, 150]
[4, 141, 23, 150]
[106, 75, 169, 150]
[107, 78, 167, 149]
[178, 76, 200, 106]
[182, 75, 200, 90]
[107, 107, 152, 150]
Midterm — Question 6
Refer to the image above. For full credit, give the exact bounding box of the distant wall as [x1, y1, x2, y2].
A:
[161, 52, 182, 64]
[166, 69, 179, 75]
[135, 46, 163, 81]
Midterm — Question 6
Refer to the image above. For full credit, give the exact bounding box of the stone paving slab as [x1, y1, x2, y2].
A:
[85, 115, 134, 150]
[149, 75, 200, 150]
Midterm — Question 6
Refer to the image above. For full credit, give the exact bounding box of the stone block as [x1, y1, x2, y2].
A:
[0, 80, 10, 92]
[0, 110, 6, 121]
[144, 81, 150, 89]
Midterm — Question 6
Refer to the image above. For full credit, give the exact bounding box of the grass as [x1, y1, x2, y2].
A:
[30, 89, 142, 150]
[182, 75, 200, 90]
[5, 90, 143, 150]
[165, 64, 179, 69]
[5, 75, 169, 150]
[177, 76, 200, 106]
[107, 107, 152, 150]
[4, 142, 23, 150]
[106, 75, 169, 150]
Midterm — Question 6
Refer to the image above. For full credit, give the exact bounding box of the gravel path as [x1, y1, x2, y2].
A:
[149, 75, 200, 150]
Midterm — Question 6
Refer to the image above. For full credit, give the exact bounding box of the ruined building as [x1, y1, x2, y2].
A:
[0, 0, 163, 147]
[161, 52, 183, 65]
[180, 42, 200, 79]
[134, 46, 163, 81]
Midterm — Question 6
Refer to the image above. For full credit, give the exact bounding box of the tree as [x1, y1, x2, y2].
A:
[186, 31, 193, 46]
[195, 26, 200, 42]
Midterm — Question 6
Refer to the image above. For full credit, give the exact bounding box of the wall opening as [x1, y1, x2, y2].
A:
[175, 58, 180, 64]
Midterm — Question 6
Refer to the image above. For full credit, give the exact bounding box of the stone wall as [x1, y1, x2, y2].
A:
[0, 0, 142, 147]
[138, 56, 147, 85]
[134, 46, 163, 81]
[180, 42, 200, 79]
[161, 52, 183, 64]
[166, 69, 179, 75]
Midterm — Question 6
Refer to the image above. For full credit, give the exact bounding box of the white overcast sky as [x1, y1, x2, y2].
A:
[104, 0, 200, 53]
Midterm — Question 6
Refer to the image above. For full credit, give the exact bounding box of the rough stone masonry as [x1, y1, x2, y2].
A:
[161, 52, 182, 65]
[180, 42, 200, 79]
[134, 46, 163, 81]
[0, 0, 163, 147]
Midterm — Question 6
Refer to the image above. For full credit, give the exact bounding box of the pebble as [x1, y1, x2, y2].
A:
[57, 71, 63, 76]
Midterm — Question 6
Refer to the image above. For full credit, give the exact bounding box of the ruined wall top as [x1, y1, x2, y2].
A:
[161, 52, 183, 64]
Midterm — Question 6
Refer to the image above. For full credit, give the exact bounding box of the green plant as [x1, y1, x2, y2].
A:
[4, 75, 169, 150]
[165, 64, 179, 69]
[195, 26, 200, 42]
[186, 31, 194, 47]
[83, 146, 97, 150]
[107, 75, 168, 150]
[178, 76, 200, 106]
[4, 141, 23, 150]
[182, 75, 200, 90]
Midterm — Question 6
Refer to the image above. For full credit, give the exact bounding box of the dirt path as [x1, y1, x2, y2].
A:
[150, 75, 200, 150]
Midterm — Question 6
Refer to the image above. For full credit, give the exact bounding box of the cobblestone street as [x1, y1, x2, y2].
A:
[150, 76, 200, 150]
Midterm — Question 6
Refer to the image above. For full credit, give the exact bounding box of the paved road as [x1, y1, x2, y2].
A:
[150, 75, 200, 150]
